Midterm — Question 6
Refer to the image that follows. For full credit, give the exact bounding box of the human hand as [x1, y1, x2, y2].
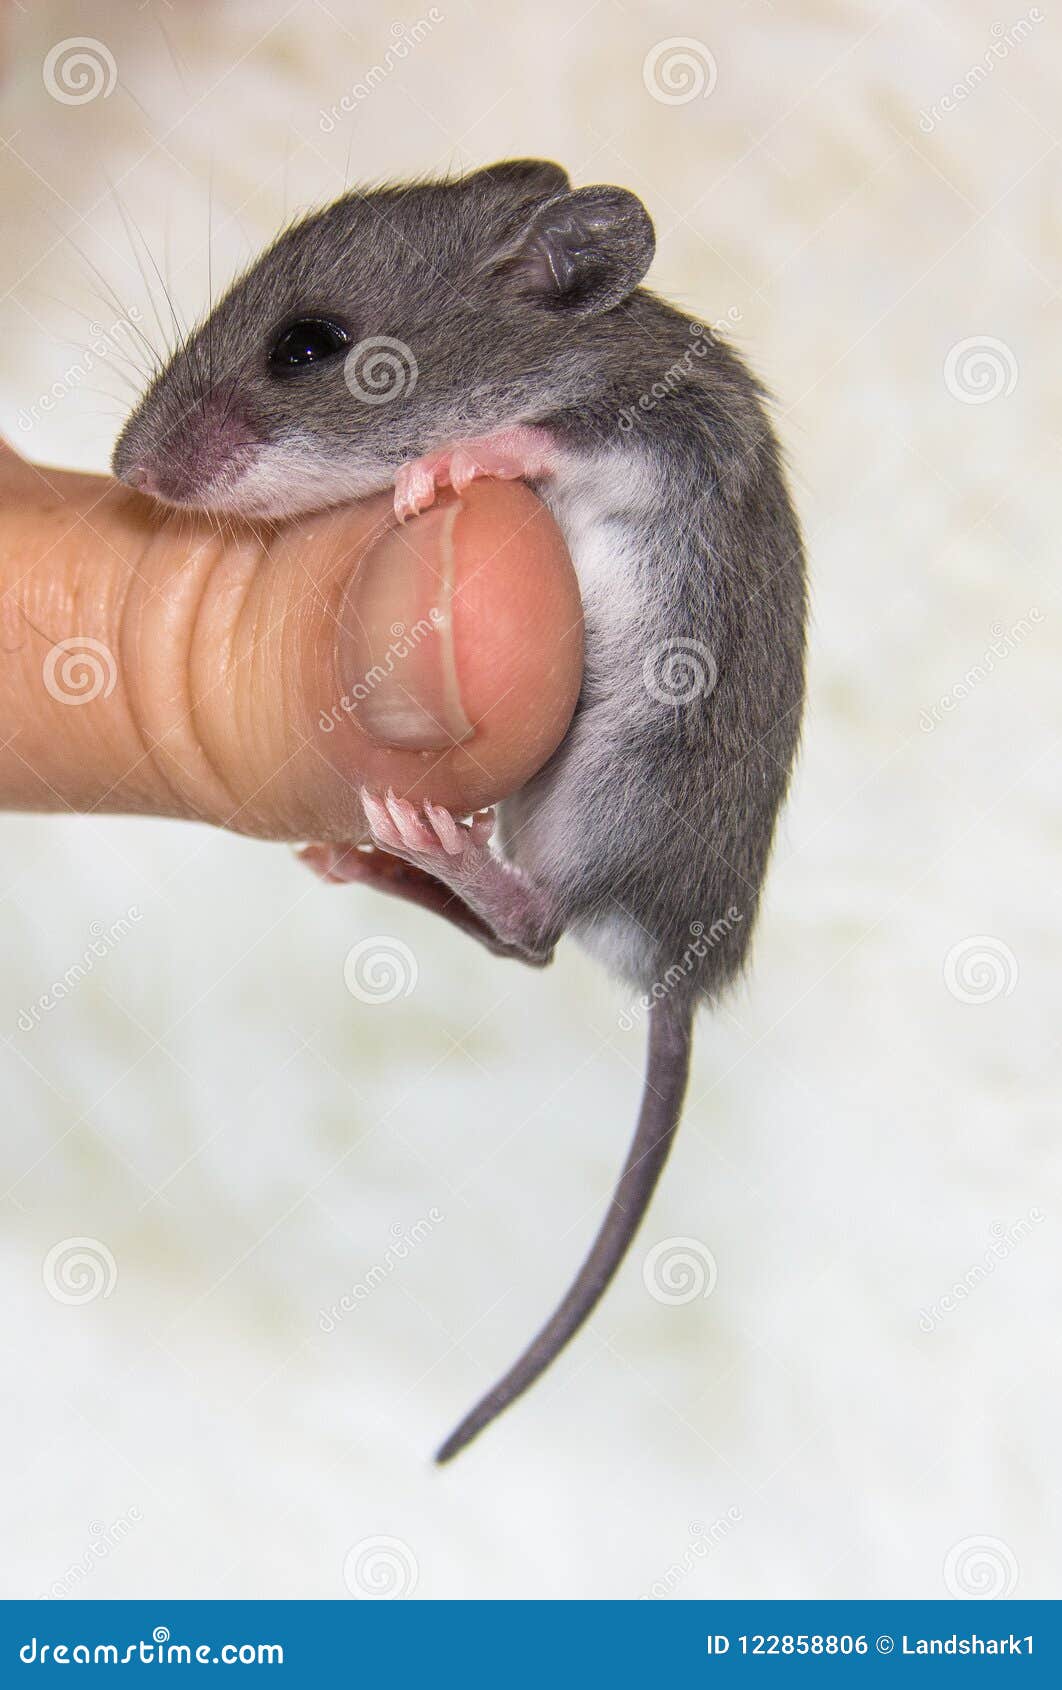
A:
[0, 447, 583, 850]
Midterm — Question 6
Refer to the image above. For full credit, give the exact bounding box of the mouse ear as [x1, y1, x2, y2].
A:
[489, 186, 655, 315]
[466, 158, 571, 200]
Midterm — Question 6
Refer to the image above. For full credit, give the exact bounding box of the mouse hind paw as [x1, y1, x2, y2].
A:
[358, 787, 556, 964]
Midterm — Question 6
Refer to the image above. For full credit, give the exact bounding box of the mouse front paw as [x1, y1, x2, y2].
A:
[393, 427, 555, 523]
[393, 455, 446, 523]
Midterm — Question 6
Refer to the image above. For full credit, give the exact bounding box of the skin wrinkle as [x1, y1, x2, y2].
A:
[94, 520, 185, 820]
[273, 530, 325, 838]
[0, 461, 581, 841]
[2, 493, 153, 816]
[120, 513, 322, 831]
[217, 530, 324, 839]
[122, 523, 242, 824]
[122, 573, 197, 822]
[186, 531, 256, 825]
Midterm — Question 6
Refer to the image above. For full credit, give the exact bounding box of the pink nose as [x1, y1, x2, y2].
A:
[123, 465, 155, 493]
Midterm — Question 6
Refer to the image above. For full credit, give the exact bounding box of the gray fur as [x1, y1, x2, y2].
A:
[113, 156, 806, 1000]
[111, 159, 807, 1457]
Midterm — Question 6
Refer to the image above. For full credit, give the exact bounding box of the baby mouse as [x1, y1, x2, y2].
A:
[112, 158, 807, 1463]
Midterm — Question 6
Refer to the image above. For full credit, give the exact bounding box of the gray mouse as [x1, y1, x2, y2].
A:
[112, 158, 807, 1463]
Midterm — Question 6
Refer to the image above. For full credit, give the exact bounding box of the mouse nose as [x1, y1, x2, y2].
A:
[112, 395, 261, 506]
[121, 464, 156, 493]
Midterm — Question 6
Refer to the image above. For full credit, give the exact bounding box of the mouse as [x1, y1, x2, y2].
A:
[111, 158, 807, 1463]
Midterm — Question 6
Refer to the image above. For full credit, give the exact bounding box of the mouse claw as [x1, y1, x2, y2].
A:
[360, 787, 403, 851]
[468, 808, 496, 848]
[423, 800, 467, 855]
[393, 459, 439, 522]
[394, 430, 555, 522]
[359, 785, 498, 872]
[383, 789, 439, 852]
[448, 448, 480, 495]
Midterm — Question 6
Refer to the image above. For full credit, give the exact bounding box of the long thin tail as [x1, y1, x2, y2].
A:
[435, 993, 695, 1463]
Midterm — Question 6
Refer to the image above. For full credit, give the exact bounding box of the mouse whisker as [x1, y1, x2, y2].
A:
[36, 214, 163, 386]
[34, 290, 153, 387]
[106, 185, 176, 368]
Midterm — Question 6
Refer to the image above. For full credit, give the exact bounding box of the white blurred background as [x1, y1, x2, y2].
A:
[0, 0, 1058, 1600]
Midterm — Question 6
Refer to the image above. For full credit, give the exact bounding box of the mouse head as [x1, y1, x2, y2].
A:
[111, 159, 655, 517]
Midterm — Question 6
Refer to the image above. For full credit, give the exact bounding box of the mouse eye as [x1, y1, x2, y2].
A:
[268, 317, 351, 371]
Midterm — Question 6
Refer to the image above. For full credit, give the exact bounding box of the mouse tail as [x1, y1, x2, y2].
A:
[435, 991, 695, 1464]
